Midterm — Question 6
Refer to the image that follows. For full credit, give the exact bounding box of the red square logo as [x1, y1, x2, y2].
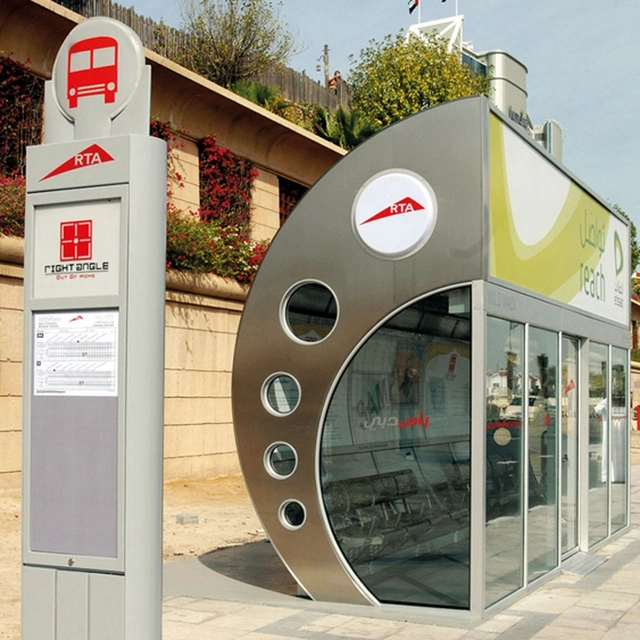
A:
[60, 220, 92, 261]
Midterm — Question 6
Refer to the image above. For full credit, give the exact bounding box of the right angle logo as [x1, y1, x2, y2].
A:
[353, 170, 437, 258]
[60, 220, 93, 262]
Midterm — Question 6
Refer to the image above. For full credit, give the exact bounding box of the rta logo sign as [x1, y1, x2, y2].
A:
[67, 36, 119, 109]
[40, 144, 115, 182]
[353, 170, 438, 258]
[360, 196, 425, 225]
[60, 220, 93, 262]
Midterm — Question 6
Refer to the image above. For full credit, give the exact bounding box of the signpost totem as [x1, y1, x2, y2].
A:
[22, 17, 166, 638]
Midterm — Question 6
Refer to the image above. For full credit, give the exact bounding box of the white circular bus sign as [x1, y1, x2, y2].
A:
[352, 169, 438, 259]
[51, 17, 145, 123]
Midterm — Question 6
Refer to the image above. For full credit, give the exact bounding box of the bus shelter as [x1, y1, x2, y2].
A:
[232, 96, 630, 617]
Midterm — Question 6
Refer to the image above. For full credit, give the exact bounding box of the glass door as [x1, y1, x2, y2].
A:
[561, 336, 579, 556]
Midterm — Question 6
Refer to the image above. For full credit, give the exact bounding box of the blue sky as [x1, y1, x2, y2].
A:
[133, 0, 640, 229]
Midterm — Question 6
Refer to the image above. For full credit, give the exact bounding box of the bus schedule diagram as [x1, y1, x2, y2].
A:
[34, 310, 118, 396]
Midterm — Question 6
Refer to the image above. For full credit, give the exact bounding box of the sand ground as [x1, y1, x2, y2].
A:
[0, 475, 264, 640]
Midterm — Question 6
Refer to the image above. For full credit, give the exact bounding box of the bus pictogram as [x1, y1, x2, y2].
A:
[67, 36, 118, 109]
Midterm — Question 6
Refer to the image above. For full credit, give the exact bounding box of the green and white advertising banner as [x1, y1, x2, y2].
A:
[490, 114, 629, 326]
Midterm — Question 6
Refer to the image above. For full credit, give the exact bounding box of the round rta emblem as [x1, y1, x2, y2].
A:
[352, 169, 438, 259]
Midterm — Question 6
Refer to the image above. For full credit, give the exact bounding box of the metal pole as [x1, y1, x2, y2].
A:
[323, 44, 330, 89]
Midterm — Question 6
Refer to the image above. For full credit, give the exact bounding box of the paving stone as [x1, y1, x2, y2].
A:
[602, 622, 640, 640]
[510, 587, 586, 614]
[578, 590, 640, 612]
[550, 605, 621, 632]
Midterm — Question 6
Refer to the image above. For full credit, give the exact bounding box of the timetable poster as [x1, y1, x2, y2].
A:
[34, 310, 118, 396]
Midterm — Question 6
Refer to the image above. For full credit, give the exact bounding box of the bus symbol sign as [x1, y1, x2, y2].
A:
[67, 36, 119, 108]
[51, 17, 145, 128]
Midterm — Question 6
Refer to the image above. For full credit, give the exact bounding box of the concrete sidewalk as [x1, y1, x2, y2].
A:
[163, 447, 640, 639]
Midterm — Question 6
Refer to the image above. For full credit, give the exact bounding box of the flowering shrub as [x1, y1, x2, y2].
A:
[150, 118, 186, 199]
[0, 173, 26, 237]
[0, 90, 267, 283]
[166, 208, 268, 284]
[198, 135, 258, 236]
[0, 54, 44, 175]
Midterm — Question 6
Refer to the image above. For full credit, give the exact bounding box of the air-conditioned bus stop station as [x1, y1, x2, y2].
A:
[232, 95, 631, 618]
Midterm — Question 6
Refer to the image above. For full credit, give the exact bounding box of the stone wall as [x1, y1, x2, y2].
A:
[163, 272, 247, 480]
[0, 237, 249, 488]
[0, 249, 23, 489]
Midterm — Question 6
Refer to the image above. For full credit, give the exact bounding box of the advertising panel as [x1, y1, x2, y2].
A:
[32, 198, 121, 298]
[489, 114, 629, 326]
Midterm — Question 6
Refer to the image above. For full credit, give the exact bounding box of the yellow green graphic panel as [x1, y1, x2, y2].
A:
[489, 115, 628, 325]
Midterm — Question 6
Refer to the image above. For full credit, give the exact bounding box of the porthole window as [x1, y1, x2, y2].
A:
[282, 281, 338, 343]
[265, 442, 297, 478]
[279, 500, 306, 530]
[262, 374, 301, 416]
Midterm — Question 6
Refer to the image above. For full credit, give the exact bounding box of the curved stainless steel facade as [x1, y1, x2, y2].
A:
[232, 96, 630, 611]
[233, 97, 485, 605]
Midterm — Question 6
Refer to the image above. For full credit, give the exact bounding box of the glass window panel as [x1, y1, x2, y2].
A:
[588, 343, 608, 547]
[611, 347, 628, 533]
[266, 443, 297, 477]
[320, 288, 471, 608]
[284, 282, 337, 343]
[561, 337, 579, 555]
[263, 374, 300, 415]
[527, 328, 559, 582]
[485, 318, 524, 607]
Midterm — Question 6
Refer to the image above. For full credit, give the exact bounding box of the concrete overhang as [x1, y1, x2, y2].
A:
[0, 0, 346, 186]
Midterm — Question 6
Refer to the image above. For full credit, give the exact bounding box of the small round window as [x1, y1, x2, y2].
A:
[262, 374, 301, 416]
[283, 281, 338, 343]
[279, 500, 306, 530]
[265, 442, 297, 478]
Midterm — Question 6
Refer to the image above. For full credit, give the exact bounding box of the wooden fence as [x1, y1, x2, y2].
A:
[53, 0, 350, 109]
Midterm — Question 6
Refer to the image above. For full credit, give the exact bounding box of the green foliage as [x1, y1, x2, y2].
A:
[612, 203, 640, 296]
[233, 80, 291, 117]
[166, 208, 268, 283]
[0, 54, 44, 175]
[178, 0, 297, 89]
[349, 32, 492, 128]
[314, 106, 378, 150]
[0, 173, 25, 237]
[234, 80, 279, 107]
[612, 204, 639, 272]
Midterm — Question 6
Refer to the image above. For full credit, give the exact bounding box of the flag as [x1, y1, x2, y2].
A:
[408, 0, 419, 15]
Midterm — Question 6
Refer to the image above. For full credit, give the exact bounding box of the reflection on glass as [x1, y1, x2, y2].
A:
[264, 375, 300, 415]
[320, 288, 471, 608]
[285, 282, 337, 342]
[485, 318, 524, 607]
[611, 347, 628, 533]
[527, 328, 558, 582]
[281, 501, 305, 528]
[588, 343, 608, 547]
[561, 337, 579, 555]
[267, 443, 297, 477]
